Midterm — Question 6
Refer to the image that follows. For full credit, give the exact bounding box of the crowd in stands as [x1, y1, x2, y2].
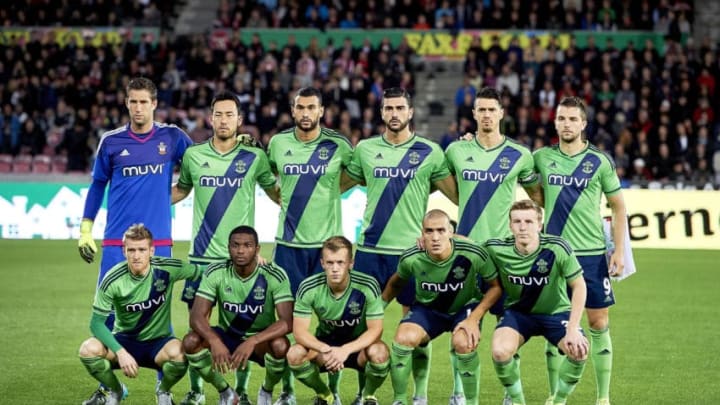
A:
[0, 0, 717, 187]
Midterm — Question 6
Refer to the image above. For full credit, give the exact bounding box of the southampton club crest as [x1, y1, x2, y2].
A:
[154, 278, 167, 292]
[318, 147, 330, 160]
[235, 160, 247, 174]
[157, 142, 167, 155]
[582, 160, 594, 174]
[452, 266, 466, 279]
[408, 151, 420, 165]
[348, 301, 361, 315]
[253, 286, 265, 301]
[536, 259, 549, 274]
[499, 156, 511, 170]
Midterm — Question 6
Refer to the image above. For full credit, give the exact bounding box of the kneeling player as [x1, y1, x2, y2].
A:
[78, 224, 202, 405]
[383, 210, 501, 405]
[486, 200, 588, 405]
[287, 236, 389, 405]
[182, 226, 294, 405]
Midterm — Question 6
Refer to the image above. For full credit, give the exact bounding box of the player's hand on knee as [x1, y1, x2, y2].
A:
[453, 319, 480, 350]
[231, 340, 255, 370]
[563, 329, 588, 360]
[210, 341, 232, 374]
[116, 349, 139, 378]
[78, 219, 97, 263]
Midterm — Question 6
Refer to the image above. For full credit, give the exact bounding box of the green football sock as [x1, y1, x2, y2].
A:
[356, 370, 366, 396]
[186, 350, 230, 392]
[590, 327, 613, 400]
[545, 341, 563, 396]
[289, 360, 331, 397]
[188, 367, 204, 393]
[328, 369, 342, 394]
[80, 356, 122, 393]
[280, 366, 295, 394]
[450, 347, 465, 395]
[390, 342, 414, 402]
[159, 360, 188, 392]
[411, 342, 432, 398]
[363, 360, 389, 396]
[262, 353, 286, 392]
[493, 356, 525, 404]
[234, 363, 251, 394]
[554, 357, 586, 402]
[455, 351, 480, 405]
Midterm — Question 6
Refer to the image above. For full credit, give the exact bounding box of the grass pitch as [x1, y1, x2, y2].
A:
[0, 240, 718, 404]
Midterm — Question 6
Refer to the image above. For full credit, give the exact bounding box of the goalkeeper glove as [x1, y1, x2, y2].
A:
[237, 133, 261, 148]
[78, 219, 97, 263]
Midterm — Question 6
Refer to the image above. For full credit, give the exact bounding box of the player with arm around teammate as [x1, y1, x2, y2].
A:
[382, 209, 501, 405]
[182, 226, 294, 405]
[78, 224, 203, 405]
[486, 200, 588, 405]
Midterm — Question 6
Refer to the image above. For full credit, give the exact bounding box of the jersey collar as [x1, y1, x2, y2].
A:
[381, 132, 415, 147]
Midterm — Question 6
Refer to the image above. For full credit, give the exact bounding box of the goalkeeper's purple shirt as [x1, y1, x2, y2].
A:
[86, 122, 192, 247]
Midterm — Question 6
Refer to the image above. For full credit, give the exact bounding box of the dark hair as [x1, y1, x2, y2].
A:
[322, 235, 353, 258]
[294, 87, 323, 106]
[476, 87, 502, 105]
[228, 225, 259, 245]
[382, 87, 413, 108]
[557, 96, 588, 120]
[126, 77, 157, 100]
[211, 91, 242, 114]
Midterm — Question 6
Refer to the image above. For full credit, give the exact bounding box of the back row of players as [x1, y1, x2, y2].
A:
[77, 78, 627, 405]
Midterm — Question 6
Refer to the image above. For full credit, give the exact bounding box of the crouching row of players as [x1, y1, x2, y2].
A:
[78, 199, 588, 405]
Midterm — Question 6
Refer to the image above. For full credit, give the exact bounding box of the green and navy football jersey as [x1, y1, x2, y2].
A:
[346, 134, 451, 254]
[534, 142, 622, 256]
[484, 234, 582, 314]
[196, 261, 293, 338]
[397, 238, 497, 314]
[267, 128, 353, 247]
[93, 257, 202, 341]
[446, 137, 538, 242]
[294, 271, 383, 341]
[177, 141, 277, 264]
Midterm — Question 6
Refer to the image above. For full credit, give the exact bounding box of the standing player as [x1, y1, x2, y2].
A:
[486, 200, 588, 405]
[342, 87, 457, 405]
[445, 87, 542, 405]
[78, 224, 202, 405]
[182, 226, 294, 405]
[172, 91, 281, 405]
[287, 236, 389, 405]
[267, 87, 354, 404]
[382, 209, 501, 405]
[534, 97, 627, 405]
[77, 77, 192, 400]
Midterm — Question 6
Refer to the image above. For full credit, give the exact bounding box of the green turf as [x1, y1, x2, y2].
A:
[0, 240, 718, 404]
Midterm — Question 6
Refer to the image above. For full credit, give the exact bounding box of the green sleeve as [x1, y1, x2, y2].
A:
[345, 144, 364, 181]
[273, 269, 294, 304]
[256, 151, 278, 189]
[177, 262, 202, 282]
[397, 257, 412, 280]
[90, 312, 123, 353]
[177, 157, 193, 190]
[518, 151, 539, 186]
[267, 137, 278, 173]
[445, 147, 457, 175]
[293, 287, 313, 318]
[365, 289, 384, 320]
[429, 147, 451, 182]
[196, 269, 218, 302]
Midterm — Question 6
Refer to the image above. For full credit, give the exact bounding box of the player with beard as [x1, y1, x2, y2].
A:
[267, 86, 354, 405]
[534, 97, 627, 405]
[172, 91, 281, 405]
[343, 87, 458, 405]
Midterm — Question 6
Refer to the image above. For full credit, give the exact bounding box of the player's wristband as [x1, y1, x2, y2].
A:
[80, 219, 94, 234]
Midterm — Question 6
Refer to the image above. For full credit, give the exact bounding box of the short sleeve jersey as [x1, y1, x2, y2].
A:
[446, 136, 538, 242]
[196, 262, 293, 338]
[92, 122, 192, 244]
[484, 234, 583, 314]
[177, 141, 277, 263]
[397, 238, 497, 314]
[534, 143, 622, 256]
[346, 134, 451, 254]
[267, 128, 353, 247]
[294, 271, 383, 341]
[93, 257, 201, 341]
